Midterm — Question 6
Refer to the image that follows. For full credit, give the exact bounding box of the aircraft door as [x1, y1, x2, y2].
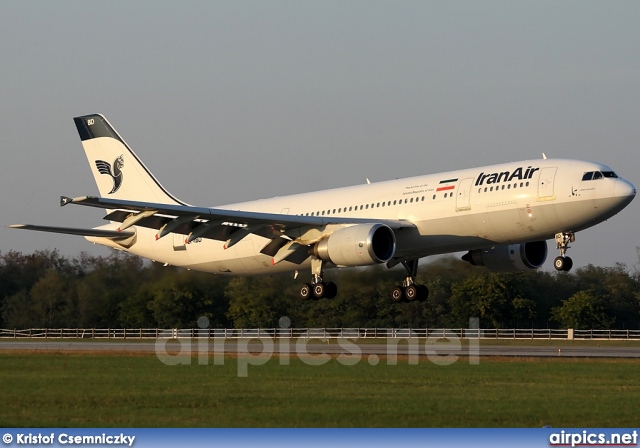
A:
[456, 178, 474, 211]
[538, 167, 557, 200]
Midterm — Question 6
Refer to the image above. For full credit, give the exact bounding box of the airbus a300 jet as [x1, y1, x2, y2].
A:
[11, 114, 636, 302]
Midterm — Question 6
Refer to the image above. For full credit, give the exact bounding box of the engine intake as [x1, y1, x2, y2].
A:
[313, 224, 396, 267]
[462, 240, 547, 271]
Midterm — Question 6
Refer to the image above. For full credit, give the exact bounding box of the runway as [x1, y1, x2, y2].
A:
[1, 340, 639, 358]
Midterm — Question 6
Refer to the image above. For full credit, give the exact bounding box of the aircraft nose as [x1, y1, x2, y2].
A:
[614, 178, 636, 200]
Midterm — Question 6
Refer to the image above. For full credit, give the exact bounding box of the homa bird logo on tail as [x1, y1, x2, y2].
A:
[95, 155, 124, 194]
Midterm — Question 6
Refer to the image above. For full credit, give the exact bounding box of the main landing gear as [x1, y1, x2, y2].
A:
[299, 257, 429, 303]
[390, 259, 429, 303]
[553, 231, 575, 272]
[300, 258, 337, 300]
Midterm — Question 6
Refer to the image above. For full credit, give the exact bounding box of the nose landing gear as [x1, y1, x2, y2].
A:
[554, 232, 575, 272]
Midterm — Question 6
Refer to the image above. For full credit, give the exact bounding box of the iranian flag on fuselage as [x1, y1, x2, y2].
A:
[436, 178, 458, 192]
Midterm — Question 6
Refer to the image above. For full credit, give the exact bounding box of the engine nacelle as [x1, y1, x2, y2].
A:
[313, 224, 396, 267]
[462, 240, 547, 272]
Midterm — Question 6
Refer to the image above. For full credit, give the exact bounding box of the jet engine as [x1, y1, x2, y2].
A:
[313, 224, 396, 267]
[462, 240, 547, 272]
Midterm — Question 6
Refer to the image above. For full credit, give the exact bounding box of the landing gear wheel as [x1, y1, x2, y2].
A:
[554, 256, 573, 272]
[417, 284, 429, 302]
[313, 282, 326, 299]
[391, 286, 404, 303]
[553, 256, 564, 271]
[324, 282, 337, 299]
[300, 283, 312, 300]
[563, 257, 573, 271]
[405, 285, 419, 301]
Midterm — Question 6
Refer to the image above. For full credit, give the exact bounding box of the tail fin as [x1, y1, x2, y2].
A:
[73, 114, 185, 205]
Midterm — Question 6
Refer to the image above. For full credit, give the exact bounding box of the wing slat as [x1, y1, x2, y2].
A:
[8, 224, 134, 239]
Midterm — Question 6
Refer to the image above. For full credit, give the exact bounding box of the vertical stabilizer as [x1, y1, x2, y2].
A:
[73, 114, 185, 205]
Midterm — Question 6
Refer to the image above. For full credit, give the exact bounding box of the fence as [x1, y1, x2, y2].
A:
[1, 328, 640, 340]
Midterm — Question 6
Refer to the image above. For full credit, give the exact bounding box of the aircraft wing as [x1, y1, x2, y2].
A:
[8, 224, 134, 238]
[56, 196, 415, 259]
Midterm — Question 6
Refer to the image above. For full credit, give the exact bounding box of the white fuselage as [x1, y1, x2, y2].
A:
[90, 158, 635, 274]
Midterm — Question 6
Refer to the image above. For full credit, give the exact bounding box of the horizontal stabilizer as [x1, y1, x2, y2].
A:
[9, 224, 134, 239]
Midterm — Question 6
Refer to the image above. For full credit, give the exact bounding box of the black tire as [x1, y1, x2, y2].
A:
[405, 285, 418, 301]
[391, 286, 404, 303]
[325, 282, 338, 299]
[563, 256, 573, 271]
[417, 284, 429, 302]
[300, 283, 312, 300]
[554, 256, 565, 271]
[313, 282, 326, 299]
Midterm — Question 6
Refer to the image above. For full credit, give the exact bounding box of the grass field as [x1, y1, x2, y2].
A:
[1, 352, 638, 427]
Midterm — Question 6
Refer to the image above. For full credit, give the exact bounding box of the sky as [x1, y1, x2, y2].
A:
[1, 1, 639, 272]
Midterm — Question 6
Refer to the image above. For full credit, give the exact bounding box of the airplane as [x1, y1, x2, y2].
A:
[10, 114, 636, 302]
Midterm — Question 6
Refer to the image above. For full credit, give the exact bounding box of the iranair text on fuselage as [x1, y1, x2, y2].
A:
[475, 166, 540, 186]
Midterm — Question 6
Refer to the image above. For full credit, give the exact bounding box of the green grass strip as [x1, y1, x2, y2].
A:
[1, 353, 638, 427]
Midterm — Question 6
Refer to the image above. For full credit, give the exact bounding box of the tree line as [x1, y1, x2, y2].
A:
[1, 249, 639, 330]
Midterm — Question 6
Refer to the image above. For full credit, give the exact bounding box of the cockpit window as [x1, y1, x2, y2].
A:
[582, 171, 616, 181]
